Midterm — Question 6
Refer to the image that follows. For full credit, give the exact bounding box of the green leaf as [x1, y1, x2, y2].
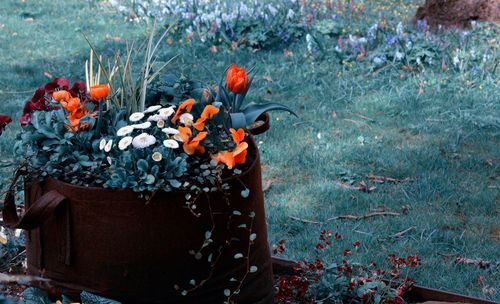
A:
[22, 288, 52, 304]
[137, 159, 149, 172]
[241, 103, 297, 128]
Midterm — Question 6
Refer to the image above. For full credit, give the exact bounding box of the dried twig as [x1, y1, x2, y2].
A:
[335, 181, 377, 192]
[0, 273, 49, 284]
[288, 216, 322, 225]
[327, 211, 400, 222]
[455, 257, 490, 269]
[388, 226, 416, 238]
[367, 174, 412, 184]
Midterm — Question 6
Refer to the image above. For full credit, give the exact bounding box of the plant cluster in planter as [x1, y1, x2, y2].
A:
[0, 27, 295, 303]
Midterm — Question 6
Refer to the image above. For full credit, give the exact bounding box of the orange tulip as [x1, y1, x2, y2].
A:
[229, 128, 245, 144]
[53, 90, 71, 103]
[193, 105, 220, 131]
[171, 99, 195, 124]
[226, 65, 249, 94]
[89, 84, 109, 101]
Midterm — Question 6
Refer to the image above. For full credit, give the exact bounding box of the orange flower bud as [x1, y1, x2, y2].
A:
[89, 84, 109, 101]
[226, 65, 249, 94]
[52, 90, 71, 103]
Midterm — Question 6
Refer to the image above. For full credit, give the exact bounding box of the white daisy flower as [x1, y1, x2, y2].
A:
[152, 152, 163, 162]
[157, 120, 165, 128]
[147, 114, 162, 122]
[117, 125, 134, 136]
[132, 133, 156, 149]
[144, 105, 162, 113]
[106, 156, 112, 165]
[179, 113, 194, 126]
[129, 112, 145, 122]
[162, 127, 179, 135]
[163, 139, 179, 149]
[158, 107, 175, 119]
[131, 121, 152, 129]
[99, 139, 107, 150]
[104, 140, 113, 152]
[118, 136, 133, 150]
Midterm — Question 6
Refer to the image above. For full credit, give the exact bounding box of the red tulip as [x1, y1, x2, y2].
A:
[226, 65, 249, 94]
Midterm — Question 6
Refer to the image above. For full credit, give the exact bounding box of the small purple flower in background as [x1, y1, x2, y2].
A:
[367, 23, 378, 42]
[280, 32, 291, 43]
[385, 34, 398, 48]
[396, 22, 404, 36]
[416, 19, 428, 32]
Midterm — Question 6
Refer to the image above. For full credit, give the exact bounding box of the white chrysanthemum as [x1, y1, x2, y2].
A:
[129, 112, 145, 122]
[144, 105, 162, 113]
[163, 139, 179, 149]
[152, 152, 163, 162]
[99, 139, 107, 150]
[118, 136, 133, 150]
[157, 120, 165, 128]
[147, 114, 162, 122]
[158, 107, 175, 119]
[117, 125, 134, 136]
[131, 121, 152, 129]
[132, 133, 156, 149]
[162, 127, 179, 135]
[179, 113, 194, 126]
[104, 140, 113, 152]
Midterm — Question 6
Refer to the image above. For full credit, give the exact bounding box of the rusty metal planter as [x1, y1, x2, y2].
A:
[2, 133, 274, 304]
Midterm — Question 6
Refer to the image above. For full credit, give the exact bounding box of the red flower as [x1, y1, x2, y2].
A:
[353, 241, 361, 248]
[44, 78, 70, 94]
[19, 113, 31, 128]
[343, 249, 352, 256]
[0, 115, 12, 135]
[226, 65, 249, 94]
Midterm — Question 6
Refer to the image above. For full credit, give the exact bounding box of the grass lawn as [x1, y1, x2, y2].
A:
[0, 0, 499, 301]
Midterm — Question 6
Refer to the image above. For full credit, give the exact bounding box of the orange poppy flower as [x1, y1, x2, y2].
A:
[211, 141, 248, 169]
[226, 65, 249, 94]
[171, 99, 195, 124]
[65, 97, 81, 113]
[229, 128, 245, 144]
[53, 90, 72, 103]
[193, 105, 220, 131]
[177, 126, 207, 155]
[89, 84, 109, 101]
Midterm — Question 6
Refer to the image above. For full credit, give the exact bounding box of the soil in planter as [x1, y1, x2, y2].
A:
[414, 0, 500, 28]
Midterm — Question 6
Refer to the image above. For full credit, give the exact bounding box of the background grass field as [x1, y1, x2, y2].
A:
[0, 0, 499, 301]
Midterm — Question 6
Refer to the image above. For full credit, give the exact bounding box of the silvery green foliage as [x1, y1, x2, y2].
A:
[15, 108, 113, 186]
[80, 291, 121, 304]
